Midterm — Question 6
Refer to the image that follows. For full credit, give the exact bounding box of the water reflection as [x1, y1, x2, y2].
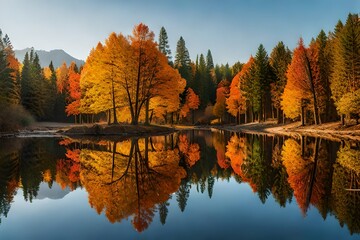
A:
[0, 131, 359, 235]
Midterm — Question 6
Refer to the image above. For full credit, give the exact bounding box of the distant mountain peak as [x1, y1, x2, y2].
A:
[14, 48, 85, 68]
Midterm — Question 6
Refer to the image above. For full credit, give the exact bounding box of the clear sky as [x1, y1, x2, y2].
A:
[1, 0, 359, 65]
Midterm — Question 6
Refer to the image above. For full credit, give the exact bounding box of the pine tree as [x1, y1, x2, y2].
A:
[331, 14, 360, 124]
[174, 37, 192, 86]
[241, 56, 259, 121]
[158, 27, 172, 65]
[206, 50, 216, 104]
[0, 30, 20, 105]
[198, 54, 209, 108]
[20, 52, 32, 110]
[309, 30, 335, 123]
[21, 50, 47, 119]
[206, 49, 214, 69]
[254, 44, 271, 121]
[45, 61, 57, 120]
[269, 41, 292, 123]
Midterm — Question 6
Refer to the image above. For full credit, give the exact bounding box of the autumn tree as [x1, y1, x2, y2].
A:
[213, 80, 229, 123]
[282, 39, 321, 125]
[149, 67, 186, 124]
[226, 59, 253, 123]
[269, 41, 292, 123]
[80, 24, 185, 125]
[65, 62, 81, 122]
[130, 24, 186, 125]
[180, 88, 200, 124]
[79, 138, 186, 231]
[225, 134, 247, 178]
[80, 42, 116, 122]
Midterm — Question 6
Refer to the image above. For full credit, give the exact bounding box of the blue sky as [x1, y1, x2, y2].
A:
[1, 0, 359, 65]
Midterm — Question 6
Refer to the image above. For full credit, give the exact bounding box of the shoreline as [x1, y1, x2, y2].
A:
[1, 121, 360, 142]
[214, 121, 360, 142]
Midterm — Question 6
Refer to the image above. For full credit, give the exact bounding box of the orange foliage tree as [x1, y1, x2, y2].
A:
[180, 88, 200, 124]
[226, 71, 246, 124]
[80, 24, 185, 125]
[178, 133, 201, 167]
[79, 138, 186, 231]
[65, 63, 81, 121]
[213, 80, 229, 123]
[282, 39, 322, 125]
[225, 134, 248, 180]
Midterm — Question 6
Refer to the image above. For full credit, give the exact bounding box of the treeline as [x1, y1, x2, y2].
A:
[0, 29, 85, 130]
[72, 12, 360, 126]
[1, 13, 359, 127]
[223, 13, 360, 126]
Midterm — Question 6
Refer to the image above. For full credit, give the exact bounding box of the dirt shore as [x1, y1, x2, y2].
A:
[216, 121, 360, 142]
[2, 121, 360, 142]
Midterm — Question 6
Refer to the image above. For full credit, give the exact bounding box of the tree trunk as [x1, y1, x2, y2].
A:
[283, 112, 285, 124]
[341, 114, 345, 126]
[276, 108, 280, 124]
[192, 109, 195, 125]
[133, 48, 142, 125]
[107, 109, 111, 125]
[111, 77, 118, 124]
[304, 53, 319, 125]
[145, 99, 150, 125]
[245, 109, 247, 124]
[301, 135, 305, 157]
[301, 105, 305, 126]
[150, 109, 154, 123]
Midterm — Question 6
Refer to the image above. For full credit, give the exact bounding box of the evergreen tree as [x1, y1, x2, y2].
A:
[20, 52, 32, 109]
[0, 30, 20, 105]
[21, 50, 47, 119]
[254, 44, 271, 121]
[269, 41, 292, 123]
[310, 30, 335, 122]
[231, 61, 244, 76]
[158, 200, 170, 225]
[176, 180, 190, 212]
[206, 50, 216, 104]
[158, 26, 172, 65]
[174, 37, 192, 86]
[242, 57, 259, 121]
[331, 14, 360, 123]
[199, 54, 209, 108]
[43, 61, 58, 120]
[206, 49, 214, 69]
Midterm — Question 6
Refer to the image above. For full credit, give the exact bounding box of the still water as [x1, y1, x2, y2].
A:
[0, 130, 359, 239]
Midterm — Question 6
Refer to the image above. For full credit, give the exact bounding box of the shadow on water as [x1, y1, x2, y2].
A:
[0, 130, 359, 235]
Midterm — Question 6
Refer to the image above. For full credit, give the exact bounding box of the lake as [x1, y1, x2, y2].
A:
[0, 130, 359, 239]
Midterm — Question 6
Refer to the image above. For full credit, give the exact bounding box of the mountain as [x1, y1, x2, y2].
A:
[14, 47, 85, 68]
[35, 182, 71, 200]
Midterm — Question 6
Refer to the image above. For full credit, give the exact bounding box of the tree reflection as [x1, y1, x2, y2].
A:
[271, 138, 293, 207]
[78, 137, 186, 232]
[0, 131, 360, 235]
[332, 142, 360, 234]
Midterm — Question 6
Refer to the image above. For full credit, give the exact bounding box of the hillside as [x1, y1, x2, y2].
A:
[14, 47, 85, 68]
